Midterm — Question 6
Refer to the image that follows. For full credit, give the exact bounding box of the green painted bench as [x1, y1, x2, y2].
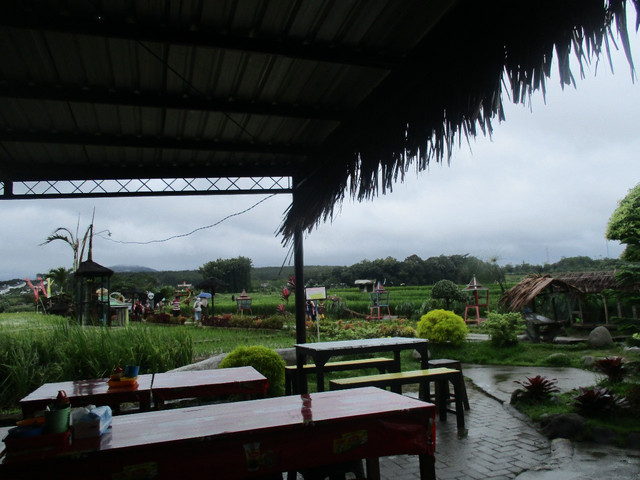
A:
[329, 367, 465, 430]
[285, 357, 396, 395]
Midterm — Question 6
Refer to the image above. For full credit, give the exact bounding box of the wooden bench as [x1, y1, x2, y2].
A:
[427, 359, 470, 410]
[285, 357, 396, 395]
[329, 367, 465, 430]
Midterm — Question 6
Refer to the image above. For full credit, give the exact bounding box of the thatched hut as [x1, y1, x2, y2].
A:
[501, 271, 639, 324]
[500, 275, 582, 323]
[556, 271, 638, 323]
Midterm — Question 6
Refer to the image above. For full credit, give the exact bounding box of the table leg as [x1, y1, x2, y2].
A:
[419, 453, 436, 480]
[316, 364, 325, 392]
[419, 346, 429, 369]
[436, 379, 447, 421]
[392, 351, 401, 372]
[296, 355, 308, 394]
[365, 457, 381, 480]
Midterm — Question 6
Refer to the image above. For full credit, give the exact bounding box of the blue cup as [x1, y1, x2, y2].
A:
[124, 365, 139, 377]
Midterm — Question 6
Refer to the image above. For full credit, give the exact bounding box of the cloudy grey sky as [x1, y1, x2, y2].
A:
[2, 26, 639, 281]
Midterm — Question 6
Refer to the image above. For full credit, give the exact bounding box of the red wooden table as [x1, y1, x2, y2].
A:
[151, 367, 268, 407]
[295, 337, 430, 393]
[2, 387, 437, 480]
[19, 374, 154, 417]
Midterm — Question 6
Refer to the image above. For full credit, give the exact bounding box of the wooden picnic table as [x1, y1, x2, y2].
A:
[295, 337, 429, 393]
[1, 387, 437, 480]
[19, 367, 268, 416]
[19, 374, 154, 418]
[151, 367, 268, 407]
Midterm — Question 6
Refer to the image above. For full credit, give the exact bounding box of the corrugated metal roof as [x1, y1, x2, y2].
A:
[0, 0, 636, 240]
[1, 0, 447, 183]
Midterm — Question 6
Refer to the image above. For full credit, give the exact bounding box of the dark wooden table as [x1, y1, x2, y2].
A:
[151, 367, 268, 407]
[1, 387, 437, 480]
[295, 337, 429, 393]
[19, 374, 154, 417]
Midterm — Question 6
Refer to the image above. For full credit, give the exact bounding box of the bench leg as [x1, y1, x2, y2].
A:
[452, 374, 466, 430]
[285, 369, 292, 396]
[365, 457, 380, 480]
[418, 380, 431, 402]
[461, 379, 470, 411]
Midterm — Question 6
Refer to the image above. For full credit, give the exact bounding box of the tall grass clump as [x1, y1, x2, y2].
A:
[0, 323, 192, 411]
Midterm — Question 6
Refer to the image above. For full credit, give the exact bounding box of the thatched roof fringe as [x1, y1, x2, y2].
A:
[278, 0, 638, 241]
[499, 274, 582, 312]
[500, 270, 638, 312]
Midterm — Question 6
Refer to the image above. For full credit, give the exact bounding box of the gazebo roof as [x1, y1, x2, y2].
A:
[74, 260, 114, 278]
[0, 1, 637, 241]
[499, 274, 582, 312]
[555, 271, 630, 293]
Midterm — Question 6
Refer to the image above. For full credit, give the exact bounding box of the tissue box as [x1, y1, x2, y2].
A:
[71, 405, 112, 439]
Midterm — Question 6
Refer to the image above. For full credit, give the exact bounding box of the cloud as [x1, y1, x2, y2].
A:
[1, 27, 639, 280]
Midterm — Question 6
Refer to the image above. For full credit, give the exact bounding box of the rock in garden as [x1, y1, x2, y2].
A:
[277, 348, 297, 365]
[592, 426, 617, 445]
[588, 326, 613, 348]
[540, 413, 586, 440]
[626, 432, 640, 449]
[582, 355, 595, 368]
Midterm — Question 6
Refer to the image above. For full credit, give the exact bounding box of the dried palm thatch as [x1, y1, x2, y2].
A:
[279, 0, 639, 240]
[499, 274, 582, 312]
[555, 271, 625, 293]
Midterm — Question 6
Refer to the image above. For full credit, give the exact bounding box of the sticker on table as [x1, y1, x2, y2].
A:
[112, 461, 158, 479]
[333, 430, 368, 454]
[243, 442, 276, 472]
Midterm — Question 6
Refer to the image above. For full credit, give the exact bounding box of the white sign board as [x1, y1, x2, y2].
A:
[305, 287, 326, 300]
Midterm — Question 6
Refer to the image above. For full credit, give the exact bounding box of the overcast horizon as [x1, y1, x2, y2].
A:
[1, 23, 639, 282]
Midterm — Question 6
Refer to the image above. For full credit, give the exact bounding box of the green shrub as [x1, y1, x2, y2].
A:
[219, 345, 285, 396]
[544, 353, 572, 367]
[482, 312, 522, 347]
[430, 280, 465, 310]
[393, 301, 416, 318]
[416, 309, 468, 346]
[256, 315, 284, 329]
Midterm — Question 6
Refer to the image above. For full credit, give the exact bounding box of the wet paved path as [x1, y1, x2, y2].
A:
[379, 381, 550, 480]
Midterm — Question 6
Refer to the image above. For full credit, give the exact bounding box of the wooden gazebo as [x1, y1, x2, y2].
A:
[0, 0, 637, 389]
[74, 259, 114, 326]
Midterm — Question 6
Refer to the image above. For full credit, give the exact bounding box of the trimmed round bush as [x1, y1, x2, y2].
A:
[219, 345, 285, 396]
[544, 353, 572, 367]
[416, 309, 468, 346]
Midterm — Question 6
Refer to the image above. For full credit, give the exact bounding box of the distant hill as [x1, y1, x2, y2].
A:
[110, 265, 159, 273]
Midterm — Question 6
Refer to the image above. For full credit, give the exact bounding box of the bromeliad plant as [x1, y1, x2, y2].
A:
[513, 375, 560, 401]
[573, 386, 628, 417]
[593, 356, 627, 383]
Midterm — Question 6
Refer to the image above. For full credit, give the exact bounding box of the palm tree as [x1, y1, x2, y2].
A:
[40, 215, 94, 272]
[47, 266, 71, 294]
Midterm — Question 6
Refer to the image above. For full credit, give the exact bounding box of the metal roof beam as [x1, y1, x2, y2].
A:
[0, 84, 345, 122]
[1, 176, 292, 199]
[0, 162, 294, 183]
[0, 10, 399, 70]
[0, 131, 311, 157]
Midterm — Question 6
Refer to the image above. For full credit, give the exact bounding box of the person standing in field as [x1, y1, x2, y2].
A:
[193, 297, 202, 323]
